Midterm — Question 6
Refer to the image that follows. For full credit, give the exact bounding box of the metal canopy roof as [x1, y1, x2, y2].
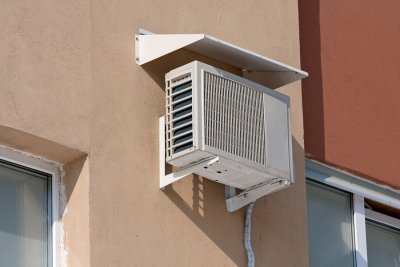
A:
[135, 29, 308, 89]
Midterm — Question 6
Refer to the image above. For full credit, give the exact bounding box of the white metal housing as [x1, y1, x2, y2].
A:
[162, 61, 294, 209]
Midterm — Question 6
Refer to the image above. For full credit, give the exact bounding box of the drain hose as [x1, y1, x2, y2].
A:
[244, 202, 255, 267]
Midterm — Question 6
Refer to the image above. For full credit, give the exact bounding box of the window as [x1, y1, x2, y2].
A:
[0, 160, 51, 267]
[0, 147, 60, 267]
[366, 209, 400, 266]
[306, 160, 400, 267]
[307, 181, 355, 267]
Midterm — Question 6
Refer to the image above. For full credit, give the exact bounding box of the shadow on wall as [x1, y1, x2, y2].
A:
[162, 138, 306, 266]
[164, 176, 247, 266]
[298, 0, 325, 160]
[62, 155, 87, 215]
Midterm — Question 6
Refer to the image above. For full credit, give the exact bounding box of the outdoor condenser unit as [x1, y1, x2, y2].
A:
[161, 61, 294, 211]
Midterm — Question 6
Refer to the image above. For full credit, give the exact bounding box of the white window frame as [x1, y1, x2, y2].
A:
[366, 209, 400, 229]
[306, 159, 400, 267]
[0, 145, 62, 267]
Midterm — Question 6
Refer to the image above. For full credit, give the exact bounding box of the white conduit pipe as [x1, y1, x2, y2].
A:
[244, 202, 255, 267]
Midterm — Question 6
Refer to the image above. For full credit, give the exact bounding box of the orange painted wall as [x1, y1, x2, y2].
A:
[299, 0, 400, 188]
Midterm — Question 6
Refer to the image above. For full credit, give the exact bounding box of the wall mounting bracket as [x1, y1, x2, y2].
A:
[159, 116, 290, 212]
[159, 116, 219, 189]
[135, 29, 308, 89]
[224, 179, 289, 212]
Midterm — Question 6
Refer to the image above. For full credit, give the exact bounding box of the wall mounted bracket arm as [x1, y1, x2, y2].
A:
[159, 116, 219, 189]
[225, 179, 289, 212]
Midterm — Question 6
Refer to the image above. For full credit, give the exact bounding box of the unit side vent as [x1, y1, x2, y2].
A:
[166, 73, 193, 158]
[204, 71, 266, 165]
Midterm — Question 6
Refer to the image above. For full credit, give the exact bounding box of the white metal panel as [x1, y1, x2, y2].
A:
[135, 29, 308, 89]
[193, 157, 275, 189]
[135, 34, 204, 65]
[186, 35, 305, 72]
[264, 93, 291, 179]
[159, 116, 166, 188]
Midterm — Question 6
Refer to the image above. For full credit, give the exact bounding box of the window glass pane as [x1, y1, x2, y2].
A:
[366, 221, 400, 267]
[0, 161, 50, 267]
[307, 181, 355, 267]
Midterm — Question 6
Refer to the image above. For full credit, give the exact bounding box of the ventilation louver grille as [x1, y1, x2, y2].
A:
[166, 73, 193, 157]
[204, 71, 266, 165]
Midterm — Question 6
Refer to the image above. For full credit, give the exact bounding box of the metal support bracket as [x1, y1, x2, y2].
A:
[225, 179, 290, 212]
[159, 116, 219, 189]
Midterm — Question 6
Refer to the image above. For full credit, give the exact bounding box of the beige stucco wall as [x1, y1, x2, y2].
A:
[0, 0, 308, 266]
[64, 156, 90, 267]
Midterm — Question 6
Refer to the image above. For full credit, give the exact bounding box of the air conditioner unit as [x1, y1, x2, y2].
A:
[162, 61, 294, 210]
